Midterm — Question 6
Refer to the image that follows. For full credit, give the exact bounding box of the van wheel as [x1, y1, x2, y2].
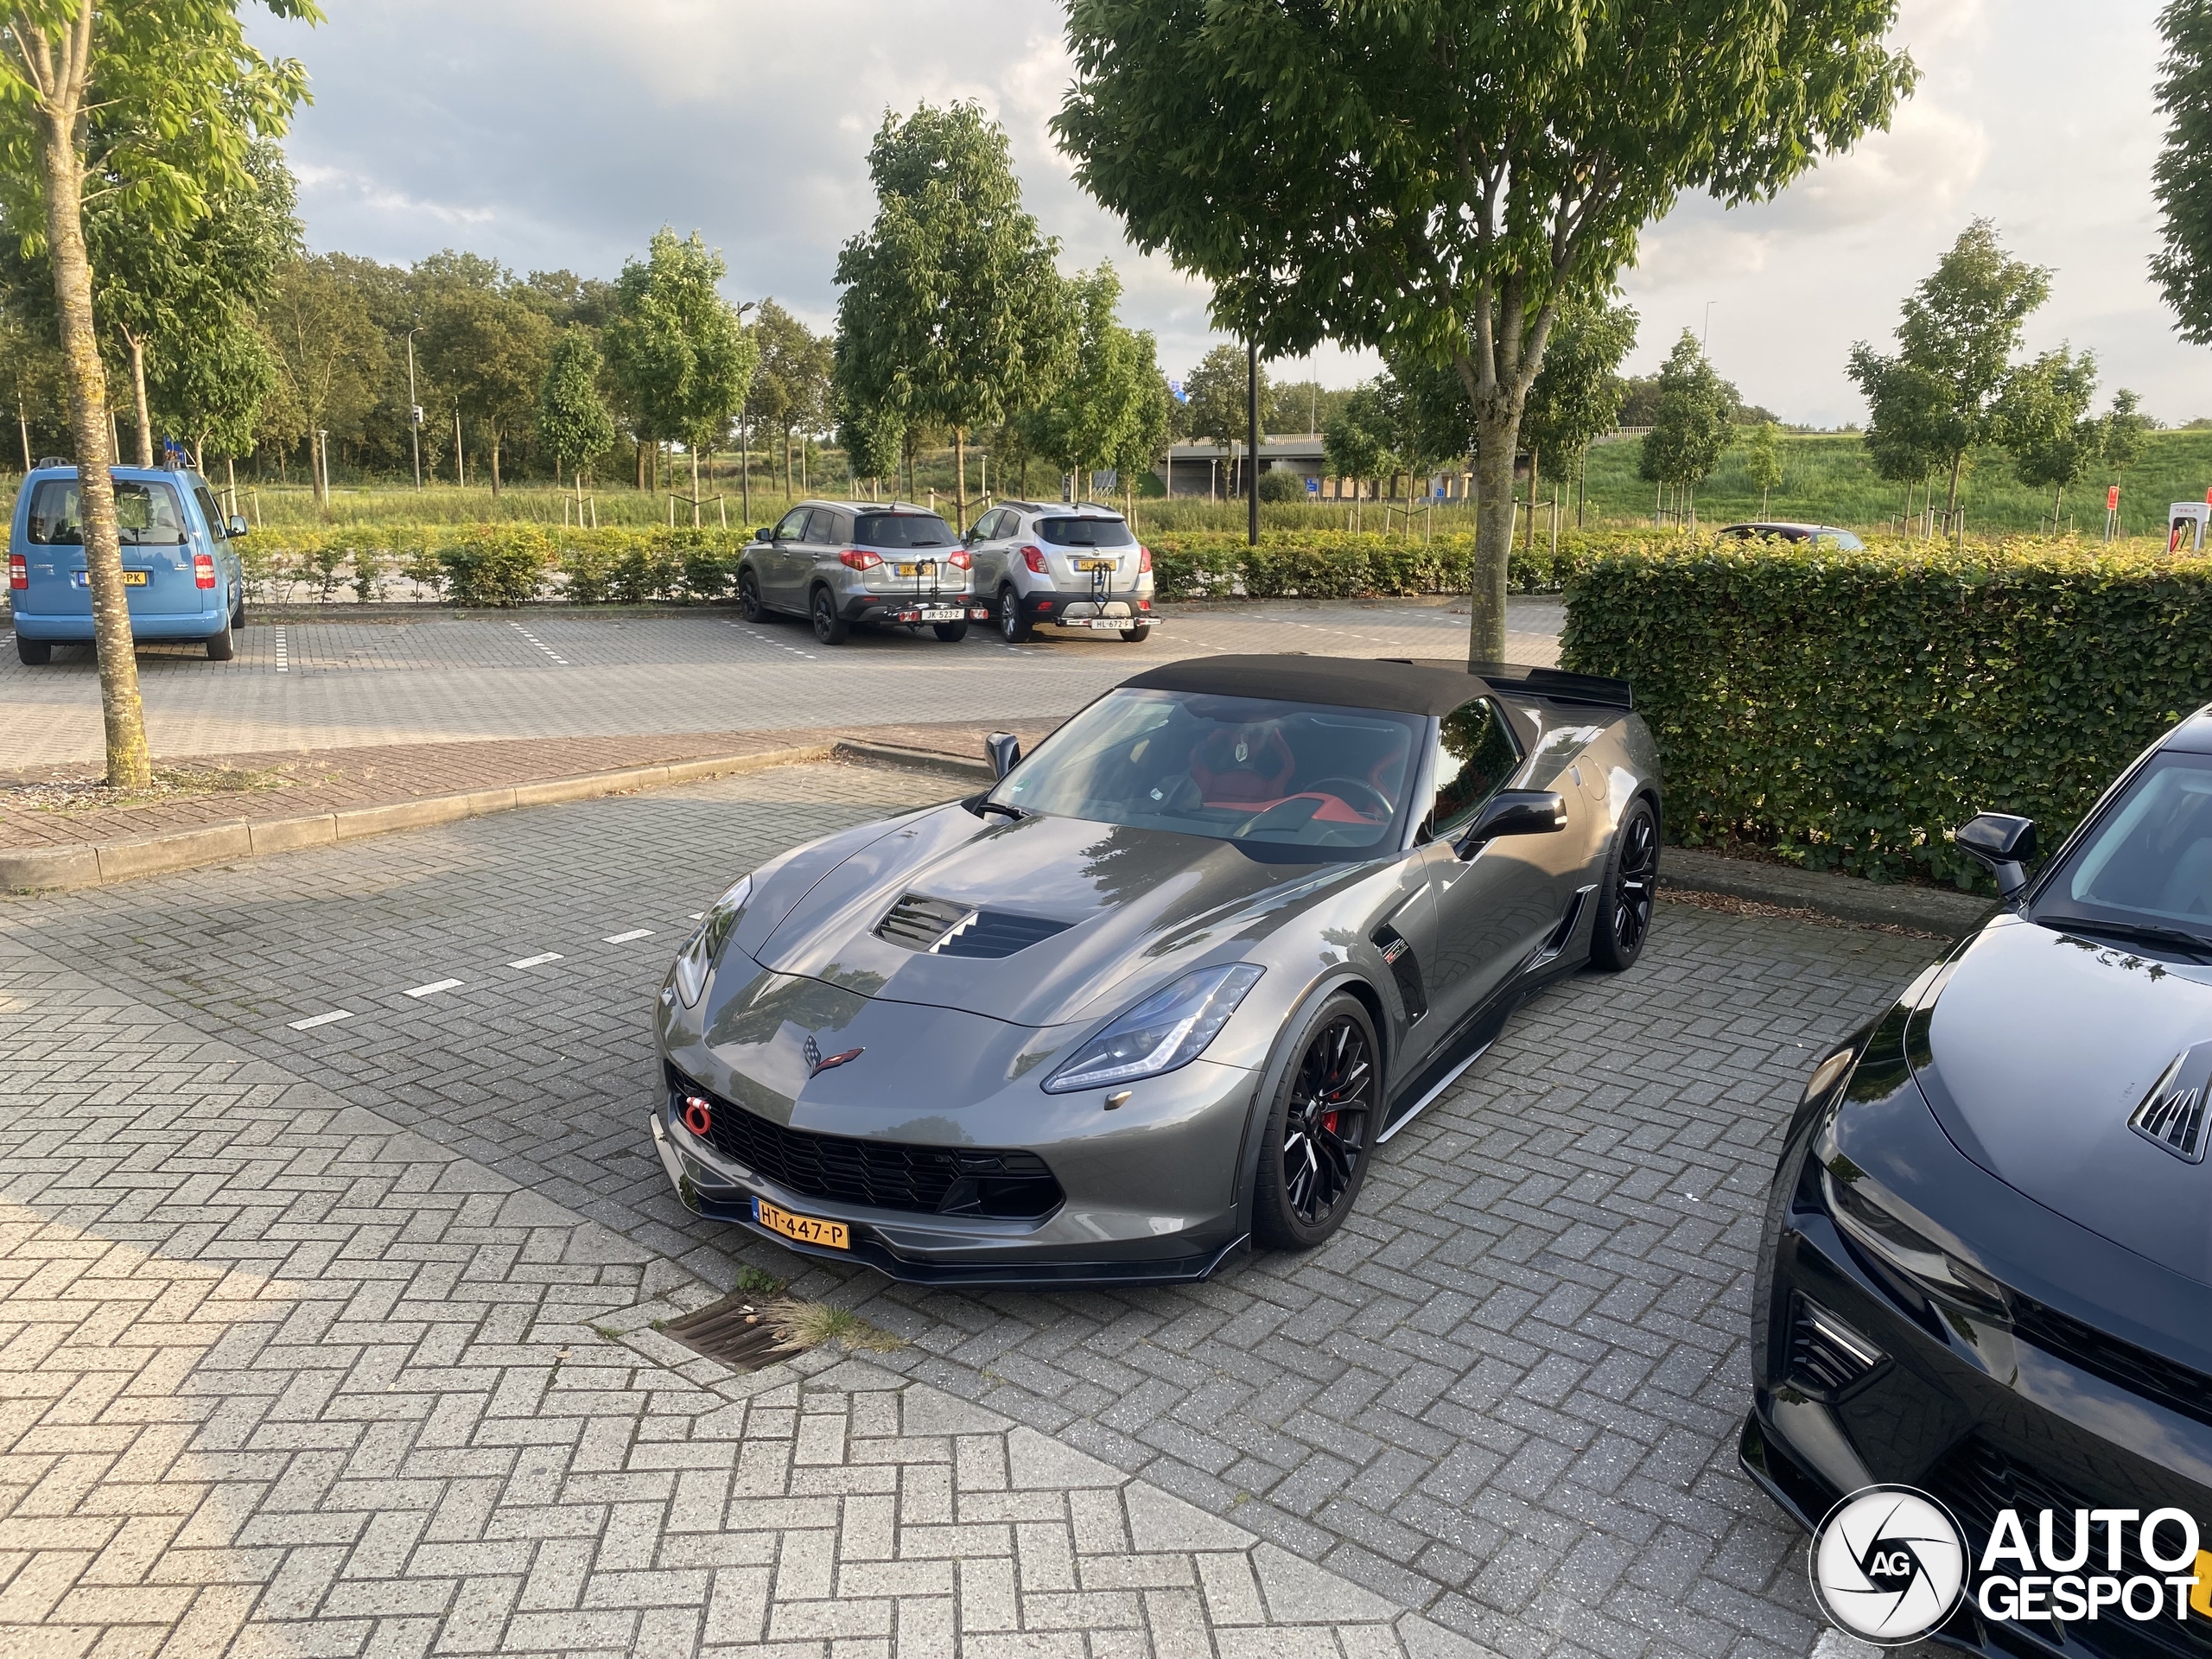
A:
[16, 636, 51, 665]
[231, 593, 245, 630]
[810, 587, 849, 645]
[205, 619, 236, 662]
[998, 586, 1033, 643]
[932, 620, 969, 642]
[1121, 625, 1152, 643]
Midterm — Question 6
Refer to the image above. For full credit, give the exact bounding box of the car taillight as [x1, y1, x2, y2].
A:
[1138, 545, 1152, 573]
[7, 554, 24, 591]
[949, 550, 972, 570]
[839, 550, 881, 570]
[194, 553, 216, 588]
[1020, 545, 1048, 574]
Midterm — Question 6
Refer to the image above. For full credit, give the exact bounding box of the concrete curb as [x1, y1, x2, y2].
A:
[0, 743, 838, 894]
[1663, 845, 1993, 938]
[831, 740, 995, 782]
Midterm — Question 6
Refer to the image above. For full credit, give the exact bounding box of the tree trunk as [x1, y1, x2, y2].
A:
[1522, 445, 1540, 556]
[955, 428, 967, 531]
[635, 440, 646, 492]
[123, 330, 153, 467]
[1466, 402, 1520, 666]
[490, 423, 502, 496]
[691, 440, 701, 527]
[1246, 337, 1261, 548]
[35, 59, 152, 787]
[1944, 450, 1964, 518]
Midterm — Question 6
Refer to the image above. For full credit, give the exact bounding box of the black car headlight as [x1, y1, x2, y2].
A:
[1043, 963, 1264, 1094]
[1820, 1159, 2008, 1319]
[672, 874, 753, 1008]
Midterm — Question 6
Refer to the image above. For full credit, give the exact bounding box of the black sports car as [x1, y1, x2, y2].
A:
[651, 655, 1662, 1285]
[1745, 707, 2212, 1656]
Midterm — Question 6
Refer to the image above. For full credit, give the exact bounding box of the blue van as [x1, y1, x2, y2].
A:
[7, 463, 248, 664]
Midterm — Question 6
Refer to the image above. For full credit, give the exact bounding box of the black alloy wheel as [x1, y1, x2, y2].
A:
[810, 586, 849, 645]
[1590, 799, 1658, 972]
[737, 569, 764, 622]
[1253, 993, 1378, 1249]
[998, 585, 1033, 643]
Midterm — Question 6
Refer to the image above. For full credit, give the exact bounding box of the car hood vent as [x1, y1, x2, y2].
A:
[2129, 1041, 2212, 1163]
[875, 893, 1073, 959]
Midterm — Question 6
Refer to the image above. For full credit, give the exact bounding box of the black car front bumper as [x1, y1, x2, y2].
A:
[1748, 1064, 2212, 1659]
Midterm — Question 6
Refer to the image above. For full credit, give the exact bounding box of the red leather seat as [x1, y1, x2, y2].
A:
[1191, 724, 1296, 804]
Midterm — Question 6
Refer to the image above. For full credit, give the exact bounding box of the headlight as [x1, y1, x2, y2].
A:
[1042, 963, 1264, 1094]
[672, 874, 753, 1007]
[1821, 1160, 2007, 1317]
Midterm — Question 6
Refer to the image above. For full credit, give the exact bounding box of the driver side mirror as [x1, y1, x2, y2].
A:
[755, 526, 774, 543]
[226, 515, 249, 538]
[1955, 811, 2037, 900]
[985, 731, 1021, 779]
[1454, 791, 1567, 858]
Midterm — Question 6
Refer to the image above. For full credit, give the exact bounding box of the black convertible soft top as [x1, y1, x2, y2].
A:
[1121, 654, 1492, 716]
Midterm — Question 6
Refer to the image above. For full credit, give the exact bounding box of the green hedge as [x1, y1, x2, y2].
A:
[1143, 526, 1656, 601]
[1560, 537, 2212, 887]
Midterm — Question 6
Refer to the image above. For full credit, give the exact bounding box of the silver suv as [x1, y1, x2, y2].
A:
[967, 501, 1156, 644]
[736, 500, 987, 645]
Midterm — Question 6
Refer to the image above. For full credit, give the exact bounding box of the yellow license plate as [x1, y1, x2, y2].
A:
[1077, 557, 1116, 571]
[754, 1197, 849, 1249]
[895, 561, 934, 577]
[121, 570, 149, 586]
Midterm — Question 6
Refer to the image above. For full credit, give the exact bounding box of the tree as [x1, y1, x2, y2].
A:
[537, 326, 614, 499]
[835, 101, 1071, 528]
[0, 0, 315, 786]
[747, 298, 833, 498]
[1639, 332, 1731, 527]
[263, 255, 387, 511]
[837, 396, 902, 501]
[1183, 342, 1264, 496]
[1056, 0, 1914, 664]
[2153, 0, 2212, 343]
[1018, 263, 1164, 499]
[1742, 420, 1783, 516]
[1520, 298, 1638, 533]
[2100, 388, 2153, 480]
[1323, 383, 1397, 531]
[421, 277, 553, 495]
[1992, 346, 2101, 527]
[154, 311, 273, 471]
[1848, 220, 2051, 525]
[605, 226, 756, 520]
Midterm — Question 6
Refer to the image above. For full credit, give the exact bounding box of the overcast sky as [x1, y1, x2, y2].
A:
[251, 0, 2205, 429]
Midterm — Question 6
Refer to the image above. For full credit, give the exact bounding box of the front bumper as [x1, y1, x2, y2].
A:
[1747, 1084, 2212, 1659]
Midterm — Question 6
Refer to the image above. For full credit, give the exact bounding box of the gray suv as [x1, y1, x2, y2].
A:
[967, 501, 1156, 644]
[736, 500, 987, 645]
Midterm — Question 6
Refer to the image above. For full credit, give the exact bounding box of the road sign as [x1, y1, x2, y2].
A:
[2109, 486, 2120, 512]
[1305, 475, 1319, 495]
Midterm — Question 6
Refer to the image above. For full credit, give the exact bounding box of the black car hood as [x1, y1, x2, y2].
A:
[747, 804, 1353, 1027]
[1921, 914, 2212, 1285]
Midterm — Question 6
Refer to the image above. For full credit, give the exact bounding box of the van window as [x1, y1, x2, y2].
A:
[25, 479, 189, 546]
[193, 486, 228, 540]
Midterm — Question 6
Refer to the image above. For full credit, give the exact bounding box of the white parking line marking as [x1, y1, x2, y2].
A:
[287, 1008, 353, 1030]
[403, 978, 464, 998]
[510, 621, 569, 664]
[721, 620, 814, 660]
[601, 929, 654, 944]
[274, 627, 288, 673]
[507, 952, 563, 969]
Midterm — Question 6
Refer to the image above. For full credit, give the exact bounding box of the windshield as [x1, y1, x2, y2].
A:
[1039, 517, 1134, 548]
[855, 512, 956, 549]
[992, 688, 1421, 858]
[26, 479, 189, 546]
[2033, 753, 2212, 942]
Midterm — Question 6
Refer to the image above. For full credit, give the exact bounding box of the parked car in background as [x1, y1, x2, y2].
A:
[1717, 521, 1866, 550]
[1745, 708, 2212, 1654]
[735, 501, 988, 646]
[8, 462, 248, 664]
[967, 500, 1157, 644]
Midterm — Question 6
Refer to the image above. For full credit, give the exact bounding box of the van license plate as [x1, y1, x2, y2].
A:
[73, 569, 148, 587]
[1077, 557, 1116, 571]
[753, 1197, 849, 1249]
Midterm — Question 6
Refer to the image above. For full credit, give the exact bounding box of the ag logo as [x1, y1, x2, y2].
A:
[1810, 1485, 1968, 1644]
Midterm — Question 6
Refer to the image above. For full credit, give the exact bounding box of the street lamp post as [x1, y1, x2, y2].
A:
[405, 328, 423, 490]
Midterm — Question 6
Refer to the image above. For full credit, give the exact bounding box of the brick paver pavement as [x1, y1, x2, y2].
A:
[0, 756, 1939, 1658]
[0, 599, 1563, 770]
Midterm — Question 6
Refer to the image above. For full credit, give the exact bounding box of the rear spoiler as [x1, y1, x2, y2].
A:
[1382, 658, 1634, 712]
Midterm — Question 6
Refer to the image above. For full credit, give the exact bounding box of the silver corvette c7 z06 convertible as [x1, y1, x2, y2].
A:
[650, 654, 1662, 1285]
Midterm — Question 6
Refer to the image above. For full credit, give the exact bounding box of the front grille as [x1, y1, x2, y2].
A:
[670, 1070, 1063, 1220]
[875, 893, 1071, 958]
[1786, 1295, 1884, 1395]
[1929, 1439, 2212, 1659]
[2011, 1297, 2212, 1431]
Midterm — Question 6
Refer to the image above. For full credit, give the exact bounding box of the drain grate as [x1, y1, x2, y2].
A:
[663, 1295, 802, 1372]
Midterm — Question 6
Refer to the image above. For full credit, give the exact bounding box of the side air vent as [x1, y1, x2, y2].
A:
[1371, 920, 1428, 1023]
[2130, 1043, 2212, 1163]
[876, 893, 1072, 959]
[1787, 1296, 1885, 1396]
